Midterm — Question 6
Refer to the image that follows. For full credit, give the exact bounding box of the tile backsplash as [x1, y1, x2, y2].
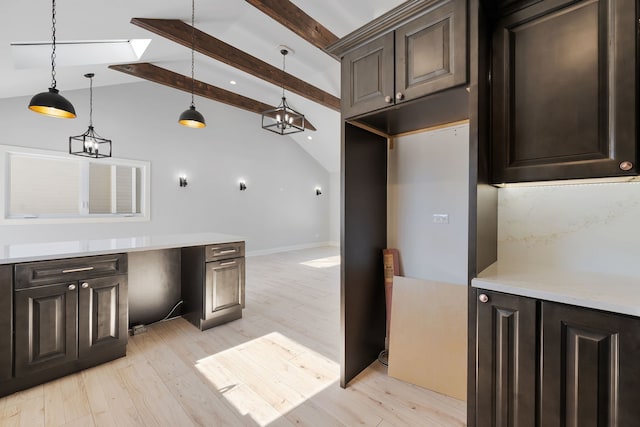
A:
[498, 181, 640, 277]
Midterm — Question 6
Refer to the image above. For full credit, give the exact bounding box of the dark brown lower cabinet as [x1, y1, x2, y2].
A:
[14, 274, 128, 378]
[476, 290, 537, 427]
[0, 265, 13, 383]
[541, 302, 640, 427]
[6, 254, 128, 397]
[181, 243, 245, 331]
[476, 289, 640, 427]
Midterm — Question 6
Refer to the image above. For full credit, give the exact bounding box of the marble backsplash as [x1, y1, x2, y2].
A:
[498, 181, 640, 277]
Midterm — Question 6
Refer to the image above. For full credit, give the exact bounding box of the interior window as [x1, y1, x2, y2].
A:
[1, 145, 149, 223]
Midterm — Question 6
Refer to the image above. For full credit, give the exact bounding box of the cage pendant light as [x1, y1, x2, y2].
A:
[179, 0, 206, 128]
[69, 73, 112, 158]
[28, 0, 76, 118]
[261, 49, 305, 135]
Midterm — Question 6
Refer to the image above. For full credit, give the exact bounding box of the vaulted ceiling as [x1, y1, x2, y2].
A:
[0, 0, 404, 172]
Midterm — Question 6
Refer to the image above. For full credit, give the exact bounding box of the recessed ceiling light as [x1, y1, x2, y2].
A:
[229, 80, 237, 85]
[307, 136, 313, 140]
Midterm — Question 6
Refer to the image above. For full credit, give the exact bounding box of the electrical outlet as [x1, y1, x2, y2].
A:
[131, 324, 147, 335]
[432, 214, 449, 224]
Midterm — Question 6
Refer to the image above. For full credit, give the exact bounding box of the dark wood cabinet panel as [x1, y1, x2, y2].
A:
[205, 258, 244, 314]
[0, 265, 12, 382]
[78, 275, 128, 359]
[14, 283, 78, 377]
[541, 302, 640, 426]
[491, 0, 637, 183]
[476, 290, 537, 427]
[341, 123, 387, 387]
[396, 0, 467, 102]
[341, 33, 394, 118]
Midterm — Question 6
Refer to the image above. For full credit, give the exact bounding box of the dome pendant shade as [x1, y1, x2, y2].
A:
[29, 87, 76, 119]
[179, 105, 206, 128]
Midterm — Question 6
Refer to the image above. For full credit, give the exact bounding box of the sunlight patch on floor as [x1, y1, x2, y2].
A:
[195, 332, 339, 426]
[299, 255, 341, 268]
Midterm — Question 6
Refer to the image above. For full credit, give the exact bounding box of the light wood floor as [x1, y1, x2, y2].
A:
[0, 246, 466, 426]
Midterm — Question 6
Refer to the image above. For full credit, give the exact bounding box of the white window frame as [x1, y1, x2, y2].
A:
[0, 144, 150, 224]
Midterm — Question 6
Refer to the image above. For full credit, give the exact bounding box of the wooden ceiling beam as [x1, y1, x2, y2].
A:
[108, 62, 317, 131]
[131, 18, 341, 112]
[244, 0, 339, 52]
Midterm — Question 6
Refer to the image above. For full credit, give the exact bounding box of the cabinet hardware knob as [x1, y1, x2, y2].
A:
[384, 95, 393, 104]
[620, 161, 633, 171]
[68, 284, 76, 291]
[396, 92, 404, 101]
[82, 282, 89, 289]
[479, 294, 489, 303]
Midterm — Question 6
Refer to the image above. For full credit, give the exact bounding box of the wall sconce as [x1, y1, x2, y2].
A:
[315, 187, 322, 196]
[179, 176, 188, 187]
[239, 181, 247, 191]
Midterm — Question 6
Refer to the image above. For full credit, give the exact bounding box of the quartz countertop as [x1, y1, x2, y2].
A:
[472, 262, 640, 317]
[0, 232, 245, 265]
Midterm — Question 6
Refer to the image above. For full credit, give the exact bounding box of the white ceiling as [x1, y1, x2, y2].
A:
[0, 0, 404, 173]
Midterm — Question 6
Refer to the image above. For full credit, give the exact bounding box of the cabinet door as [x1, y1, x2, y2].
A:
[541, 302, 640, 426]
[78, 275, 128, 359]
[341, 32, 394, 118]
[491, 0, 637, 183]
[14, 283, 78, 377]
[205, 258, 244, 317]
[0, 265, 12, 382]
[395, 0, 467, 102]
[476, 290, 537, 427]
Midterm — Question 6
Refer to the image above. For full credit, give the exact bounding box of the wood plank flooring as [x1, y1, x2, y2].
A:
[0, 246, 466, 426]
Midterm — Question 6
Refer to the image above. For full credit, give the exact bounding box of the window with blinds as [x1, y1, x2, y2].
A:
[1, 146, 149, 223]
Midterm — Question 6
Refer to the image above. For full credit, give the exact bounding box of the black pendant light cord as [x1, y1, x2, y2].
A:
[50, 0, 57, 89]
[281, 50, 286, 100]
[88, 75, 93, 127]
[190, 0, 195, 108]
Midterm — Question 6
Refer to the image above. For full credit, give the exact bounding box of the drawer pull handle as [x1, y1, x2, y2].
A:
[214, 249, 237, 255]
[219, 261, 237, 267]
[68, 284, 76, 291]
[479, 294, 489, 303]
[62, 266, 95, 274]
[82, 282, 89, 289]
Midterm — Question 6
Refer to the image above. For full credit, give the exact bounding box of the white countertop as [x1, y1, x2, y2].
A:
[0, 232, 245, 264]
[472, 262, 640, 317]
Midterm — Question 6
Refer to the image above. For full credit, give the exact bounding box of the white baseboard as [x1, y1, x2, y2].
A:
[246, 241, 336, 257]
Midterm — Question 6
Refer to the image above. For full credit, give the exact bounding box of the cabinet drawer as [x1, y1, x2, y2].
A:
[15, 254, 128, 289]
[205, 242, 244, 262]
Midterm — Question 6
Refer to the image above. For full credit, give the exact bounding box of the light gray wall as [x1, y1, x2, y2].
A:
[0, 81, 330, 252]
[387, 123, 469, 285]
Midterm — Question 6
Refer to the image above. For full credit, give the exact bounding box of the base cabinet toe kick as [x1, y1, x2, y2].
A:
[0, 238, 246, 398]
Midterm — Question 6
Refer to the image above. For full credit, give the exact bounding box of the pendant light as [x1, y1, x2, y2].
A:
[28, 0, 76, 119]
[179, 0, 206, 128]
[68, 73, 112, 158]
[261, 48, 305, 135]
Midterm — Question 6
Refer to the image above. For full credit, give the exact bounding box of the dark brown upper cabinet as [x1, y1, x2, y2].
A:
[340, 0, 467, 119]
[491, 0, 637, 183]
